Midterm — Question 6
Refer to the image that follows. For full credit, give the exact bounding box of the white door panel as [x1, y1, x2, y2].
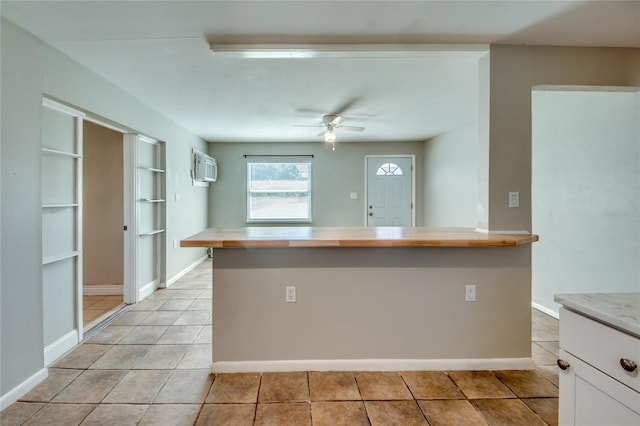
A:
[366, 156, 413, 227]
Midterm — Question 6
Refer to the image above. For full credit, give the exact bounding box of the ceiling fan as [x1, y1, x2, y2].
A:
[295, 114, 365, 150]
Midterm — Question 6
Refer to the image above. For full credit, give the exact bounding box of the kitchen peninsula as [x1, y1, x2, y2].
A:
[182, 227, 538, 372]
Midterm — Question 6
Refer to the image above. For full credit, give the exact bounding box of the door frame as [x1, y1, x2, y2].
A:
[364, 154, 416, 227]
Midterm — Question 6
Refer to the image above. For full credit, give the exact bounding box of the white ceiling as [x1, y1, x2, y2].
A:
[2, 1, 639, 143]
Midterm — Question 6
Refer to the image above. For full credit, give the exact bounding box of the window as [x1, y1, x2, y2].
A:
[247, 162, 311, 222]
[376, 162, 404, 176]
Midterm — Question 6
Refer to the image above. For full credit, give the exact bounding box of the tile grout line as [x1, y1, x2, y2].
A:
[4, 269, 559, 425]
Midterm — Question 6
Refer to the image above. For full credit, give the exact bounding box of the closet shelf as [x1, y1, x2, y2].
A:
[43, 251, 80, 265]
[42, 147, 82, 158]
[139, 229, 165, 236]
[142, 198, 165, 203]
[141, 167, 165, 173]
[43, 203, 79, 208]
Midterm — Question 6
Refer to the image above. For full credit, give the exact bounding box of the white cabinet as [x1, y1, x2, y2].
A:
[558, 307, 640, 425]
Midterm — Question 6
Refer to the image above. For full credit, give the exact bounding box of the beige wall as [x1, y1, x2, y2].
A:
[208, 141, 425, 227]
[489, 45, 640, 231]
[213, 246, 532, 363]
[83, 121, 124, 287]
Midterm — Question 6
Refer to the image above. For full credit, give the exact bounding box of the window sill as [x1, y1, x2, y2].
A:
[246, 219, 313, 225]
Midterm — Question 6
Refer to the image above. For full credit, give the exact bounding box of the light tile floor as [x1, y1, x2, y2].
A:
[2, 261, 560, 425]
[83, 295, 126, 332]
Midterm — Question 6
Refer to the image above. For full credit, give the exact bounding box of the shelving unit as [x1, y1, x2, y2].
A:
[133, 136, 166, 297]
[41, 98, 85, 365]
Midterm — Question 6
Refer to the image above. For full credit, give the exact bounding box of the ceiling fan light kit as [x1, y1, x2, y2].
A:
[295, 114, 365, 150]
[324, 126, 337, 150]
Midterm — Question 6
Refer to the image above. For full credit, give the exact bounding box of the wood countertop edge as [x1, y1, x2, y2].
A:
[180, 233, 538, 249]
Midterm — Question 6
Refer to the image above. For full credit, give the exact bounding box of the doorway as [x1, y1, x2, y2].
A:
[365, 155, 415, 226]
[82, 121, 126, 332]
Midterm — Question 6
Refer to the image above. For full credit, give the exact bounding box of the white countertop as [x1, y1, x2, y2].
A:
[554, 293, 640, 338]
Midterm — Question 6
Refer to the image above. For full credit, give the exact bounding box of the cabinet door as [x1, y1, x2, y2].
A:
[559, 349, 640, 426]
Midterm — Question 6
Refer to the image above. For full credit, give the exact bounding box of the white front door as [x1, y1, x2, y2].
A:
[366, 156, 414, 226]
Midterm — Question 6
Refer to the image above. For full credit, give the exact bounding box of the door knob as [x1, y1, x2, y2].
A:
[369, 205, 373, 209]
[557, 359, 570, 370]
[368, 212, 373, 216]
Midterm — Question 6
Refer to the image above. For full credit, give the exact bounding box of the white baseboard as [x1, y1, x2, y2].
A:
[44, 329, 79, 366]
[532, 302, 559, 319]
[211, 357, 536, 374]
[0, 368, 48, 411]
[139, 279, 159, 301]
[166, 255, 208, 287]
[83, 285, 123, 296]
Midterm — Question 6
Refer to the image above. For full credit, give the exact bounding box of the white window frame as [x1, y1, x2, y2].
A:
[246, 162, 312, 223]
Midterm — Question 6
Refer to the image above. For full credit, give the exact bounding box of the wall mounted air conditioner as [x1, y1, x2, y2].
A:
[193, 150, 217, 182]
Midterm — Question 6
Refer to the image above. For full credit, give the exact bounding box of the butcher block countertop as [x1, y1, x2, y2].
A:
[181, 226, 538, 249]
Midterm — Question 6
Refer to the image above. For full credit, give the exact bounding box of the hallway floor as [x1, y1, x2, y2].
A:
[83, 295, 126, 332]
[2, 260, 560, 425]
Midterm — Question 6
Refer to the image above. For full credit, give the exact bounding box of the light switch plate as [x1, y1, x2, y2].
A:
[509, 191, 519, 208]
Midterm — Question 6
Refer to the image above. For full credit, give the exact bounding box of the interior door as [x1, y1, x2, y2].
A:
[366, 156, 413, 226]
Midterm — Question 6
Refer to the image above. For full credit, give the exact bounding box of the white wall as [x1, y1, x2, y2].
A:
[423, 124, 478, 227]
[532, 88, 640, 315]
[83, 121, 124, 288]
[1, 19, 208, 401]
[422, 53, 487, 229]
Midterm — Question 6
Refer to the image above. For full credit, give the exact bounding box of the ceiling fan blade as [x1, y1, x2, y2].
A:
[297, 107, 329, 115]
[294, 124, 324, 128]
[333, 97, 361, 116]
[338, 125, 365, 132]
[317, 131, 326, 137]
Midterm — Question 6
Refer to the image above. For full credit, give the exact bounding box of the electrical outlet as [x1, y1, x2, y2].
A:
[286, 286, 296, 303]
[465, 285, 476, 302]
